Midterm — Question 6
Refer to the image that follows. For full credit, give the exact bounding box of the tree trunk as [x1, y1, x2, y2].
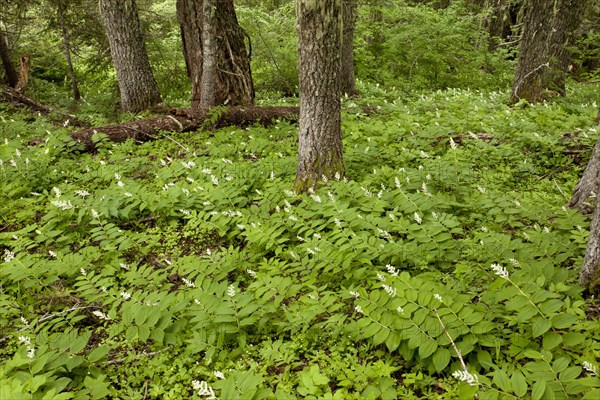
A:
[294, 0, 344, 193]
[57, 0, 81, 101]
[547, 0, 588, 96]
[341, 0, 358, 97]
[509, 0, 588, 104]
[200, 0, 217, 109]
[508, 0, 554, 104]
[99, 0, 161, 113]
[569, 107, 600, 212]
[580, 195, 600, 293]
[176, 0, 254, 110]
[0, 28, 18, 88]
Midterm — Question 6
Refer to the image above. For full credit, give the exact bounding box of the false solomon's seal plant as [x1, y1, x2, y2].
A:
[1, 85, 600, 398]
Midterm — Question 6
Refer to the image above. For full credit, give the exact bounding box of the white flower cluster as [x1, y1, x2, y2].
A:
[491, 263, 509, 279]
[92, 310, 111, 320]
[4, 249, 15, 263]
[386, 264, 399, 277]
[452, 370, 478, 386]
[192, 380, 216, 399]
[382, 284, 397, 297]
[583, 361, 598, 376]
[227, 285, 236, 297]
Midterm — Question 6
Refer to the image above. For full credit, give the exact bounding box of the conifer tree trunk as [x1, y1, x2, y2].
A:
[294, 0, 344, 193]
[0, 28, 18, 88]
[509, 0, 588, 104]
[548, 0, 588, 96]
[580, 198, 600, 293]
[569, 107, 600, 212]
[341, 0, 358, 97]
[57, 0, 80, 101]
[177, 0, 254, 110]
[99, 0, 161, 112]
[200, 0, 217, 109]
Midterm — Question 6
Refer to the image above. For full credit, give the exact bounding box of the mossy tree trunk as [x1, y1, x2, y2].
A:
[341, 0, 358, 97]
[177, 0, 254, 110]
[569, 107, 600, 212]
[580, 197, 600, 293]
[509, 0, 588, 104]
[99, 0, 161, 113]
[294, 0, 344, 193]
[0, 28, 18, 88]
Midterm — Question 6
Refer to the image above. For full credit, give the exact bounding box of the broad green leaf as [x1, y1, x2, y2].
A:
[531, 380, 546, 400]
[542, 331, 562, 350]
[418, 338, 438, 359]
[87, 346, 109, 363]
[511, 371, 527, 397]
[551, 314, 577, 329]
[531, 317, 551, 337]
[492, 369, 512, 393]
[432, 348, 451, 372]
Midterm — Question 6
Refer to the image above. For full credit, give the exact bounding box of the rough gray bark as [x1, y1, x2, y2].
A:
[580, 194, 600, 293]
[0, 28, 18, 88]
[200, 0, 217, 109]
[294, 0, 344, 193]
[57, 0, 80, 101]
[508, 0, 555, 104]
[509, 0, 588, 104]
[99, 0, 161, 113]
[547, 0, 588, 96]
[176, 0, 254, 110]
[341, 0, 358, 97]
[569, 109, 600, 212]
[177, 0, 204, 108]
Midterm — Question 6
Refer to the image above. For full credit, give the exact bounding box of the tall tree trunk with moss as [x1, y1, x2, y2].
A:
[509, 0, 588, 104]
[569, 107, 600, 212]
[580, 195, 600, 293]
[0, 27, 18, 88]
[294, 0, 344, 193]
[99, 0, 161, 112]
[176, 0, 254, 110]
[57, 0, 80, 101]
[341, 0, 358, 97]
[547, 0, 588, 96]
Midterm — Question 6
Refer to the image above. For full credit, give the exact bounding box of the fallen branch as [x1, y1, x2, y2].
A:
[1, 85, 87, 127]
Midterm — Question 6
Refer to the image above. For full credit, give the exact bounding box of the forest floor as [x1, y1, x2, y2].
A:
[1, 82, 599, 399]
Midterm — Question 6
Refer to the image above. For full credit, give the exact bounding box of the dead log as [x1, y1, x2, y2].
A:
[71, 106, 300, 151]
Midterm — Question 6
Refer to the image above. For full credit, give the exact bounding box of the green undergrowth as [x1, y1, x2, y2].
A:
[1, 83, 600, 399]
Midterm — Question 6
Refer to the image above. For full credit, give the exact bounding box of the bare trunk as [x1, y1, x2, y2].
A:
[580, 195, 600, 293]
[0, 28, 18, 88]
[99, 0, 161, 113]
[57, 0, 81, 101]
[509, 0, 588, 104]
[177, 0, 203, 108]
[177, 0, 254, 110]
[508, 0, 554, 104]
[294, 0, 344, 193]
[569, 108, 600, 212]
[341, 0, 358, 97]
[200, 0, 217, 109]
[547, 0, 588, 96]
